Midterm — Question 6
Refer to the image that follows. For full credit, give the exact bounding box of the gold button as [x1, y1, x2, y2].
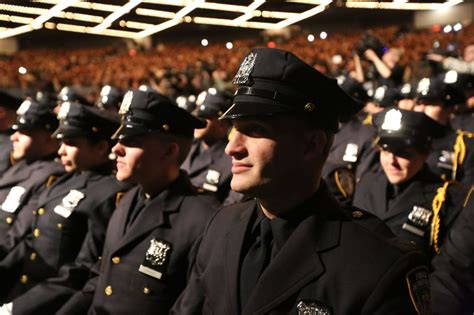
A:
[104, 285, 113, 296]
[352, 210, 363, 218]
[20, 275, 28, 284]
[112, 256, 120, 264]
[37, 208, 45, 215]
[30, 252, 37, 261]
[143, 287, 151, 295]
[57, 223, 63, 230]
[33, 228, 40, 238]
[6, 217, 13, 225]
[162, 124, 170, 131]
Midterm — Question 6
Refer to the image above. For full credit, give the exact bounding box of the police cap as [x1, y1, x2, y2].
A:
[35, 90, 57, 109]
[0, 90, 22, 111]
[12, 98, 58, 132]
[399, 82, 417, 100]
[195, 88, 232, 118]
[97, 85, 124, 111]
[175, 94, 196, 113]
[370, 86, 401, 108]
[220, 48, 360, 132]
[373, 107, 443, 150]
[112, 89, 206, 140]
[338, 76, 369, 103]
[58, 86, 92, 106]
[416, 76, 465, 107]
[52, 102, 120, 140]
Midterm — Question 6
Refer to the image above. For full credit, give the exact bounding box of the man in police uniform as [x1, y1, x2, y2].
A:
[50, 90, 220, 315]
[353, 108, 469, 258]
[171, 48, 430, 315]
[413, 76, 474, 185]
[0, 102, 130, 305]
[181, 87, 238, 204]
[0, 91, 22, 177]
[0, 98, 65, 255]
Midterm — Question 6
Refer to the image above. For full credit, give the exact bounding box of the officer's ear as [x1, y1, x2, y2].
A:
[303, 129, 331, 161]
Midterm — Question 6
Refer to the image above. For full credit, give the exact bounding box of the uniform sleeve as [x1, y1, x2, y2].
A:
[361, 251, 431, 315]
[430, 193, 474, 315]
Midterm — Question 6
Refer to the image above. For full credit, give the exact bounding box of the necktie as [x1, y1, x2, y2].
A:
[240, 216, 273, 309]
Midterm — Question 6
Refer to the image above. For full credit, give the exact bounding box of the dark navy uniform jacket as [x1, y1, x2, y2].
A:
[171, 183, 429, 315]
[430, 187, 474, 315]
[427, 125, 474, 186]
[0, 169, 129, 303]
[181, 139, 233, 204]
[52, 172, 219, 315]
[0, 158, 65, 252]
[0, 132, 12, 177]
[353, 166, 467, 258]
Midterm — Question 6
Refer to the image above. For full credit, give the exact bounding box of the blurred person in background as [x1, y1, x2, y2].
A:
[428, 43, 474, 75]
[0, 91, 22, 176]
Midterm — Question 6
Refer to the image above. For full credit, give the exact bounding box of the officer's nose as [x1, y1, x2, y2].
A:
[225, 128, 246, 159]
[58, 143, 66, 156]
[10, 131, 19, 142]
[112, 142, 124, 156]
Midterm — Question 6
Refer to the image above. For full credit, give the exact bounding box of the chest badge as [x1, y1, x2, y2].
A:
[1, 186, 26, 213]
[203, 169, 221, 192]
[342, 143, 359, 163]
[402, 206, 433, 237]
[297, 300, 332, 315]
[138, 238, 172, 280]
[53, 190, 85, 218]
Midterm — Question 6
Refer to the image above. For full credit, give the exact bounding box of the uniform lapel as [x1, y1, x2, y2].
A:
[364, 174, 389, 219]
[106, 186, 138, 249]
[0, 160, 32, 187]
[224, 200, 256, 315]
[41, 172, 91, 205]
[243, 196, 342, 314]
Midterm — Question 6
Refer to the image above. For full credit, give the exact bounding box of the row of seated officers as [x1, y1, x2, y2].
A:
[0, 47, 472, 314]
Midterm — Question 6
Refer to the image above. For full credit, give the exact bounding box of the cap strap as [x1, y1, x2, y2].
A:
[235, 86, 307, 108]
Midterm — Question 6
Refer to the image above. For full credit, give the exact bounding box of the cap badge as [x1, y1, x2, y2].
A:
[444, 70, 458, 84]
[139, 238, 172, 280]
[100, 85, 112, 96]
[16, 100, 32, 116]
[119, 91, 133, 114]
[374, 86, 387, 102]
[297, 300, 332, 315]
[400, 83, 412, 95]
[304, 102, 315, 112]
[417, 78, 431, 96]
[381, 108, 402, 131]
[196, 91, 207, 106]
[233, 51, 257, 85]
[57, 102, 71, 120]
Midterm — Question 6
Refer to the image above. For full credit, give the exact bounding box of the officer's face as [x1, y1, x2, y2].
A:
[10, 129, 51, 161]
[225, 116, 324, 198]
[379, 147, 427, 184]
[112, 134, 170, 185]
[414, 102, 450, 125]
[58, 137, 105, 172]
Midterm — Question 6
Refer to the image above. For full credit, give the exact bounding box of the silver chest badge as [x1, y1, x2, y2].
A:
[139, 238, 172, 280]
[297, 300, 332, 315]
[402, 206, 433, 237]
[53, 190, 85, 218]
[233, 52, 257, 85]
[1, 186, 26, 213]
[203, 169, 221, 192]
[343, 143, 359, 163]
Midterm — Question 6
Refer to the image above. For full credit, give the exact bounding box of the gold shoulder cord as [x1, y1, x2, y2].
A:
[430, 181, 452, 254]
[115, 192, 125, 207]
[46, 175, 59, 188]
[452, 130, 474, 180]
[362, 113, 372, 126]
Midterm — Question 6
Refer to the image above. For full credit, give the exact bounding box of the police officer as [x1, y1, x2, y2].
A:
[323, 76, 376, 205]
[96, 85, 124, 113]
[353, 107, 469, 258]
[413, 76, 474, 185]
[0, 102, 130, 304]
[0, 91, 22, 176]
[52, 89, 220, 315]
[0, 98, 65, 255]
[172, 48, 430, 314]
[430, 187, 474, 315]
[181, 88, 236, 204]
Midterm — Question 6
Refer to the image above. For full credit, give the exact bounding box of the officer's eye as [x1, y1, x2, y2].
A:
[237, 123, 271, 138]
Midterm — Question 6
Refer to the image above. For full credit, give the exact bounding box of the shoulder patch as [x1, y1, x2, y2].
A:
[406, 266, 431, 315]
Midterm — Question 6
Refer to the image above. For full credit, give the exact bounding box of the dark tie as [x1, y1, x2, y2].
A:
[240, 216, 273, 309]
